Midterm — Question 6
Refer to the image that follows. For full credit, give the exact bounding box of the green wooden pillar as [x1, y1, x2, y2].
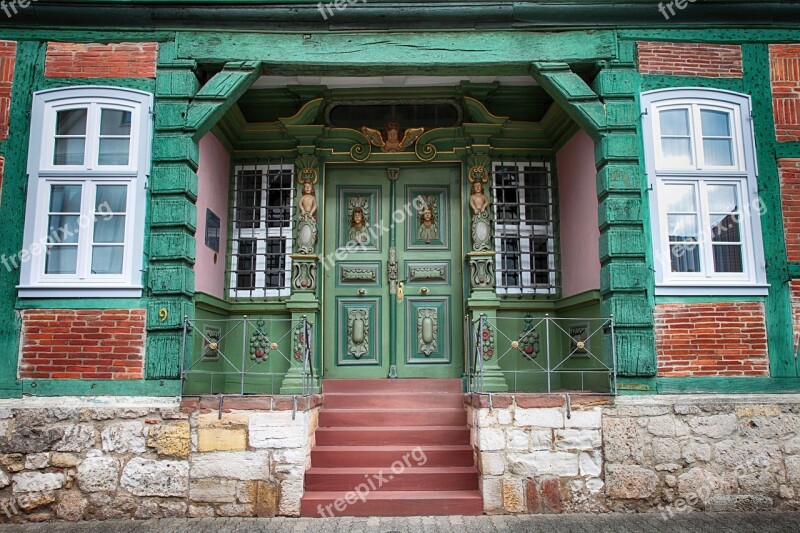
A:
[593, 42, 657, 378]
[145, 42, 199, 380]
[465, 154, 507, 392]
[281, 154, 321, 394]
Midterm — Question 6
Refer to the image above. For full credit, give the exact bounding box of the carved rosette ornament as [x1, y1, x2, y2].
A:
[417, 308, 438, 356]
[347, 308, 370, 359]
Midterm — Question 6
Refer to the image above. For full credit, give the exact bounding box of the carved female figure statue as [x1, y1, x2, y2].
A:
[470, 180, 489, 215]
[298, 180, 317, 219]
[348, 206, 370, 245]
[296, 180, 318, 254]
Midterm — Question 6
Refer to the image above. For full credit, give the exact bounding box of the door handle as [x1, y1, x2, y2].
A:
[397, 282, 404, 302]
[358, 288, 366, 296]
[420, 287, 428, 295]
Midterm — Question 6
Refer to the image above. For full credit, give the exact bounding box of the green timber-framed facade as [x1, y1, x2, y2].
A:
[0, 0, 800, 520]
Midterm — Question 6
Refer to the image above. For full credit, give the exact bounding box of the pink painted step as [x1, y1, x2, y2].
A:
[322, 378, 462, 393]
[311, 445, 475, 468]
[301, 379, 482, 517]
[300, 490, 483, 517]
[304, 466, 479, 491]
[315, 426, 470, 446]
[318, 408, 467, 427]
[322, 392, 465, 409]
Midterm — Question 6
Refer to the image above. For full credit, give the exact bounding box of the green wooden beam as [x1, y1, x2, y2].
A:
[21, 379, 181, 397]
[176, 31, 617, 67]
[655, 377, 800, 394]
[187, 61, 262, 142]
[530, 62, 606, 141]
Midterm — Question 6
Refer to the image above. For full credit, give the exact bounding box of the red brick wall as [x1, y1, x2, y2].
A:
[770, 44, 800, 142]
[654, 302, 769, 377]
[778, 158, 800, 262]
[19, 309, 146, 380]
[0, 40, 17, 141]
[45, 42, 158, 79]
[637, 42, 743, 78]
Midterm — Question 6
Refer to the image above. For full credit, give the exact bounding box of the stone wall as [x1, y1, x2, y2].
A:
[0, 395, 320, 522]
[468, 393, 800, 515]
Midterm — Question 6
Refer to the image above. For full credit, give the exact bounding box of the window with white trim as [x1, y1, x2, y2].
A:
[228, 161, 294, 298]
[18, 87, 152, 298]
[641, 88, 768, 295]
[492, 161, 558, 295]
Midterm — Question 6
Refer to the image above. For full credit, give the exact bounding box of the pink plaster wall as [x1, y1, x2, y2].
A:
[195, 133, 230, 299]
[556, 130, 601, 298]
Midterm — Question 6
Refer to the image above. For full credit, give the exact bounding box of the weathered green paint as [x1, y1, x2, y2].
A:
[16, 299, 144, 310]
[187, 61, 262, 141]
[640, 75, 744, 93]
[176, 31, 617, 68]
[21, 379, 181, 397]
[530, 62, 606, 141]
[618, 376, 800, 395]
[742, 44, 799, 378]
[0, 41, 45, 392]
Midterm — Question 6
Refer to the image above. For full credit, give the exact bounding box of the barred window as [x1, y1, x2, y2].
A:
[228, 161, 294, 298]
[491, 161, 558, 295]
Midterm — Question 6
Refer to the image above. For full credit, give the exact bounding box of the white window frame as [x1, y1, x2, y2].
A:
[642, 88, 768, 296]
[229, 164, 294, 298]
[18, 87, 152, 298]
[492, 161, 556, 295]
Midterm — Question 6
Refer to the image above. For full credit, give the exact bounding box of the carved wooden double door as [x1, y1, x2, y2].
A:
[322, 164, 464, 378]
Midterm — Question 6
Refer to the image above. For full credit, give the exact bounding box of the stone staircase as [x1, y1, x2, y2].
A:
[299, 379, 483, 516]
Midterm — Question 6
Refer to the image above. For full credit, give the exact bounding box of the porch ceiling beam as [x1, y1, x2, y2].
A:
[529, 62, 606, 141]
[186, 61, 263, 142]
[175, 31, 617, 67]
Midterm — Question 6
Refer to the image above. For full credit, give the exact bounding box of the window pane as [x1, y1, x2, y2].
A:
[96, 185, 128, 213]
[703, 138, 734, 166]
[236, 171, 262, 229]
[47, 215, 80, 244]
[266, 170, 293, 228]
[235, 239, 256, 290]
[710, 214, 741, 243]
[264, 237, 287, 288]
[98, 138, 131, 166]
[667, 214, 698, 241]
[701, 109, 731, 137]
[56, 109, 87, 135]
[49, 185, 82, 213]
[713, 244, 744, 273]
[707, 184, 739, 213]
[91, 246, 124, 274]
[54, 138, 86, 165]
[660, 109, 690, 135]
[670, 244, 701, 273]
[45, 246, 78, 274]
[661, 138, 693, 166]
[100, 109, 132, 136]
[663, 184, 697, 213]
[94, 215, 126, 243]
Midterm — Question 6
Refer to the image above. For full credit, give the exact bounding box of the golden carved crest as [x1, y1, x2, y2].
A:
[361, 122, 425, 152]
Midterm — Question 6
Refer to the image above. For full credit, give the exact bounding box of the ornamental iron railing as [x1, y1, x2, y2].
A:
[466, 314, 617, 394]
[180, 315, 314, 396]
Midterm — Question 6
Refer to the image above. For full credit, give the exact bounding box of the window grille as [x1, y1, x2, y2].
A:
[491, 160, 559, 296]
[227, 160, 294, 298]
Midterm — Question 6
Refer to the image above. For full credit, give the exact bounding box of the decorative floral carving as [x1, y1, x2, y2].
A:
[292, 261, 317, 291]
[467, 154, 491, 184]
[480, 320, 495, 361]
[341, 268, 376, 281]
[416, 195, 439, 244]
[409, 267, 445, 282]
[518, 314, 540, 360]
[417, 307, 438, 356]
[347, 308, 370, 359]
[361, 122, 425, 153]
[470, 256, 495, 289]
[293, 321, 313, 361]
[249, 320, 273, 364]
